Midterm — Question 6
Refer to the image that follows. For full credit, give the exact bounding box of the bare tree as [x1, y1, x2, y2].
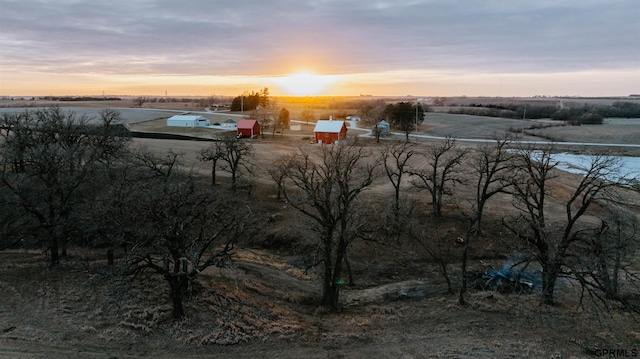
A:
[0, 111, 35, 173]
[409, 137, 469, 217]
[198, 141, 224, 187]
[379, 141, 415, 236]
[301, 108, 315, 124]
[0, 181, 31, 250]
[202, 134, 253, 192]
[468, 135, 514, 234]
[76, 154, 148, 266]
[253, 109, 272, 139]
[409, 225, 457, 294]
[267, 156, 292, 200]
[505, 145, 625, 305]
[571, 212, 638, 302]
[357, 99, 387, 124]
[0, 107, 129, 266]
[274, 143, 380, 310]
[124, 151, 246, 318]
[275, 107, 290, 137]
[458, 135, 515, 304]
[133, 96, 147, 107]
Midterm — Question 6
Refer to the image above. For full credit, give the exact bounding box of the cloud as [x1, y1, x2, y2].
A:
[0, 0, 638, 95]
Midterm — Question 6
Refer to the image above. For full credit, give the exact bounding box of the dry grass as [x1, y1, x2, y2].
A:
[2, 209, 640, 358]
[528, 120, 640, 146]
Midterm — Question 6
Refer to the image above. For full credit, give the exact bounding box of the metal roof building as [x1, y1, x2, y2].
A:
[313, 116, 347, 144]
[166, 115, 210, 127]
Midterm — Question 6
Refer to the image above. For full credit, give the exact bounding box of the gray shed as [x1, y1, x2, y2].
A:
[223, 118, 237, 128]
[376, 120, 390, 136]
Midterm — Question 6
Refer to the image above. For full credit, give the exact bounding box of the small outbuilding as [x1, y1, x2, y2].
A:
[376, 120, 391, 136]
[237, 119, 260, 138]
[223, 118, 237, 128]
[166, 115, 210, 127]
[313, 116, 347, 144]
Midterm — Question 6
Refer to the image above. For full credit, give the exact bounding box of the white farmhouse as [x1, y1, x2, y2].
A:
[166, 115, 211, 127]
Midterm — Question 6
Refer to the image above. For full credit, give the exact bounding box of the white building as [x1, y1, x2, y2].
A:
[166, 115, 211, 127]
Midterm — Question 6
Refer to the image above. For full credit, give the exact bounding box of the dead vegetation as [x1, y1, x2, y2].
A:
[1, 242, 639, 358]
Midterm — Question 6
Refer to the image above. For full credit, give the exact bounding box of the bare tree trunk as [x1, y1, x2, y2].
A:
[166, 275, 187, 318]
[541, 261, 560, 305]
[441, 260, 453, 294]
[433, 191, 442, 217]
[322, 283, 340, 310]
[458, 230, 470, 304]
[48, 227, 60, 267]
[322, 231, 346, 311]
[393, 191, 401, 242]
[327, 261, 343, 311]
[605, 219, 622, 299]
[474, 205, 484, 234]
[321, 232, 334, 307]
[231, 171, 237, 192]
[210, 160, 217, 187]
[344, 254, 355, 286]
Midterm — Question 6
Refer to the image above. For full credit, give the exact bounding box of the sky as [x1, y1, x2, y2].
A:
[0, 0, 639, 97]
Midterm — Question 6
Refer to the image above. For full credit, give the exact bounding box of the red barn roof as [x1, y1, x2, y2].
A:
[236, 119, 260, 138]
[237, 119, 259, 129]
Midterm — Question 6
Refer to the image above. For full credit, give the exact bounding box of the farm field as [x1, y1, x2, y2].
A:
[526, 118, 640, 146]
[0, 106, 179, 125]
[422, 112, 539, 140]
[3, 96, 640, 150]
[1, 97, 640, 358]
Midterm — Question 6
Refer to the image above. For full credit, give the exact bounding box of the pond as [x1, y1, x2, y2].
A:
[543, 152, 640, 184]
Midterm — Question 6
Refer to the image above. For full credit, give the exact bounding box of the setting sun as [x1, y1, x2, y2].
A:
[272, 71, 338, 96]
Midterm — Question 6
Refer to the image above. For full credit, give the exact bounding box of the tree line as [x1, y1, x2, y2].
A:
[230, 87, 271, 112]
[437, 101, 640, 125]
[269, 135, 640, 311]
[0, 107, 252, 318]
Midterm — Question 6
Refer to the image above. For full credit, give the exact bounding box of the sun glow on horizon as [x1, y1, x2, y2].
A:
[271, 71, 339, 96]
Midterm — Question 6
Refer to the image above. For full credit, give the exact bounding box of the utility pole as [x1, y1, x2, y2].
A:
[415, 102, 419, 132]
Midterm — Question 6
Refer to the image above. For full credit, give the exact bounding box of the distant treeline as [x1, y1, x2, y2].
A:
[41, 96, 123, 101]
[230, 88, 270, 111]
[140, 96, 230, 104]
[445, 101, 640, 125]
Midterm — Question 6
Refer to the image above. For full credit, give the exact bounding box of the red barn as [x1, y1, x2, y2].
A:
[237, 119, 260, 138]
[313, 118, 347, 144]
